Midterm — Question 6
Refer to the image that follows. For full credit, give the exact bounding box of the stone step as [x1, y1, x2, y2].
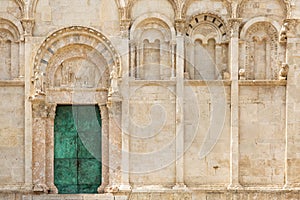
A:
[22, 194, 128, 200]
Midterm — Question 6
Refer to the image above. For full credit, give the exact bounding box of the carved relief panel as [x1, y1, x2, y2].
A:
[54, 58, 100, 88]
[185, 13, 229, 80]
[32, 27, 121, 97]
[241, 22, 280, 80]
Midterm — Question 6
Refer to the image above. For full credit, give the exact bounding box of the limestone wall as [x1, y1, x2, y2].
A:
[239, 86, 286, 186]
[0, 84, 24, 185]
[184, 84, 231, 186]
[0, 0, 300, 199]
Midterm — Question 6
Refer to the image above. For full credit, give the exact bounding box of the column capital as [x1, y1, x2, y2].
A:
[228, 18, 242, 38]
[120, 19, 131, 38]
[280, 19, 300, 40]
[175, 18, 186, 36]
[21, 18, 35, 37]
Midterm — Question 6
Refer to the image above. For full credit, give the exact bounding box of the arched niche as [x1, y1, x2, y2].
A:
[130, 14, 176, 80]
[185, 13, 229, 80]
[239, 19, 282, 80]
[0, 17, 22, 80]
[32, 26, 121, 95]
[237, 0, 289, 20]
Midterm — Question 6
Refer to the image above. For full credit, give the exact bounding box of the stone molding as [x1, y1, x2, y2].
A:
[32, 26, 122, 97]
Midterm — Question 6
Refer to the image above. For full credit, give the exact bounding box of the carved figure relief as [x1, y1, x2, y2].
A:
[54, 58, 99, 88]
[185, 13, 228, 80]
[33, 27, 121, 96]
[242, 22, 279, 80]
[109, 65, 119, 96]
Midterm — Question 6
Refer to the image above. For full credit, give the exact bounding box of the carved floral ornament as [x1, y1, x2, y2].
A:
[32, 26, 122, 97]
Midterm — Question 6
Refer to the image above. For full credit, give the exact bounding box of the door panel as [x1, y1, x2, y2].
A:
[54, 105, 102, 194]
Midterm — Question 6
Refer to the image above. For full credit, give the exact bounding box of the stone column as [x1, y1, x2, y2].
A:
[215, 44, 222, 79]
[105, 96, 123, 193]
[98, 104, 110, 193]
[120, 93, 131, 192]
[31, 98, 48, 193]
[283, 19, 300, 189]
[129, 41, 136, 79]
[171, 41, 176, 79]
[228, 18, 242, 189]
[173, 19, 186, 188]
[19, 40, 25, 78]
[45, 103, 58, 194]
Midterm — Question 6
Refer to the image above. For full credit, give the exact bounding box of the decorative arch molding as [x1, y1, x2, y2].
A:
[28, 0, 38, 18]
[32, 26, 121, 96]
[240, 17, 281, 39]
[239, 18, 282, 80]
[184, 12, 229, 80]
[13, 0, 25, 17]
[181, 0, 231, 20]
[130, 13, 176, 41]
[186, 12, 228, 43]
[237, 0, 291, 19]
[0, 14, 24, 41]
[127, 0, 179, 19]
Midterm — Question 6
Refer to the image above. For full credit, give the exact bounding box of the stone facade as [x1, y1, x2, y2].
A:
[0, 0, 300, 199]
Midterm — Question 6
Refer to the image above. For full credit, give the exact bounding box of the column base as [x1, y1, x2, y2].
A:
[105, 185, 121, 193]
[48, 184, 58, 194]
[227, 183, 243, 190]
[119, 184, 132, 192]
[33, 184, 49, 193]
[172, 183, 187, 190]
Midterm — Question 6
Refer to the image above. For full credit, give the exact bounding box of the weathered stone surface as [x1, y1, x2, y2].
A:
[0, 0, 300, 199]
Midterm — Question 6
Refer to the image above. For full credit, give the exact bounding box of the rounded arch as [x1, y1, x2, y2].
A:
[237, 0, 290, 19]
[181, 0, 231, 19]
[240, 17, 281, 39]
[186, 12, 228, 43]
[0, 15, 23, 41]
[127, 0, 179, 19]
[130, 13, 176, 42]
[28, 0, 38, 18]
[13, 0, 25, 17]
[33, 26, 121, 91]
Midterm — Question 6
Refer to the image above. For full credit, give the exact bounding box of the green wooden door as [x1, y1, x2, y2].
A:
[54, 105, 102, 194]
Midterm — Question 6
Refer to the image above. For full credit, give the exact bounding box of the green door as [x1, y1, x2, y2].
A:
[54, 105, 102, 194]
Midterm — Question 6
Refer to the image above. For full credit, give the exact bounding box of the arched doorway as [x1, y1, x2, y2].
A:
[30, 26, 122, 194]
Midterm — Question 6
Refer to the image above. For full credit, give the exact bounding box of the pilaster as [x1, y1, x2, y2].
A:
[105, 96, 123, 193]
[284, 19, 300, 189]
[227, 18, 242, 189]
[173, 25, 186, 188]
